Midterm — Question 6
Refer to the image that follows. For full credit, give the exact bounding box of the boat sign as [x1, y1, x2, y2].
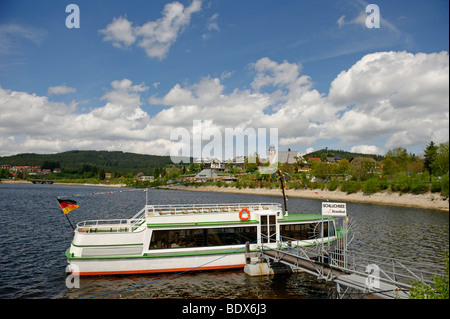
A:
[322, 202, 347, 217]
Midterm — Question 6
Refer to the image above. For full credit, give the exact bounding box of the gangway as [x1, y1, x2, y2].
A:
[254, 169, 447, 299]
[258, 217, 446, 299]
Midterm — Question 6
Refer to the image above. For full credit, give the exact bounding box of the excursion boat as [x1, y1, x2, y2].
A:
[66, 202, 340, 276]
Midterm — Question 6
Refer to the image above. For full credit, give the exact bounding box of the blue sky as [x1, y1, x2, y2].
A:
[0, 0, 448, 159]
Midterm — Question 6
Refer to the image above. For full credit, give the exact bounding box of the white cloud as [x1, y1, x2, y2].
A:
[328, 51, 449, 149]
[48, 84, 76, 95]
[350, 145, 383, 155]
[99, 16, 136, 49]
[100, 0, 202, 59]
[0, 51, 448, 157]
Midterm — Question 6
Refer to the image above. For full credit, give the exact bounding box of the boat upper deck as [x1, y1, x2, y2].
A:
[74, 202, 330, 234]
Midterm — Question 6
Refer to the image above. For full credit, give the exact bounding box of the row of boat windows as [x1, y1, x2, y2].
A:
[150, 227, 257, 249]
[149, 222, 335, 249]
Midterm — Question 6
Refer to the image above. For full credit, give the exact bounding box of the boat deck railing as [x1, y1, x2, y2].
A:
[75, 203, 281, 233]
[76, 207, 147, 233]
[145, 202, 281, 216]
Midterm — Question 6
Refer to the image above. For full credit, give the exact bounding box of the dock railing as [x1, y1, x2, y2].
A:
[260, 217, 447, 299]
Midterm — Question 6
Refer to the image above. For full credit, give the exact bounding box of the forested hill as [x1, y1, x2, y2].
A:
[304, 149, 384, 161]
[0, 150, 185, 175]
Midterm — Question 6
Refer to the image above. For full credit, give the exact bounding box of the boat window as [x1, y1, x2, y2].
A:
[280, 223, 320, 240]
[322, 220, 335, 237]
[150, 227, 257, 249]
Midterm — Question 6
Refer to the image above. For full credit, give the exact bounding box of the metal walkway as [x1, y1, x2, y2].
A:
[259, 218, 446, 299]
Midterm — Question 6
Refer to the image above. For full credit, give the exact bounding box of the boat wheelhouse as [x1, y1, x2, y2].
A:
[66, 202, 339, 276]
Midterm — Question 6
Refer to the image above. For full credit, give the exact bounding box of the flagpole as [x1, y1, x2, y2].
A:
[65, 213, 75, 231]
[277, 169, 288, 216]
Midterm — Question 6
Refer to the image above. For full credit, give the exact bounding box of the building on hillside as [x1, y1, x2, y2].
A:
[138, 175, 154, 182]
[266, 145, 303, 164]
[325, 156, 343, 163]
[194, 169, 219, 182]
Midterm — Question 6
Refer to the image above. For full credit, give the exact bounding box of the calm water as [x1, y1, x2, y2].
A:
[0, 183, 448, 299]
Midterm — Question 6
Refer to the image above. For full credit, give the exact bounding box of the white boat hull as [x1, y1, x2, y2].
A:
[67, 248, 249, 275]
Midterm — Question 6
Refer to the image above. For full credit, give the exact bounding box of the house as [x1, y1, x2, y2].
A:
[266, 145, 303, 164]
[325, 156, 342, 163]
[138, 175, 155, 182]
[204, 158, 225, 170]
[194, 169, 218, 182]
[278, 150, 302, 164]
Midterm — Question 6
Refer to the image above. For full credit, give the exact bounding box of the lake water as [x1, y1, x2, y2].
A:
[0, 183, 448, 299]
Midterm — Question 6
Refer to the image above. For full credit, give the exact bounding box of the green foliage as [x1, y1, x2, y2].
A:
[0, 168, 10, 179]
[390, 173, 430, 194]
[327, 178, 340, 191]
[410, 252, 449, 299]
[340, 180, 362, 194]
[362, 178, 380, 195]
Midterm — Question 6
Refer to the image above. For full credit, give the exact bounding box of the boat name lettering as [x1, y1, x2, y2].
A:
[322, 202, 347, 217]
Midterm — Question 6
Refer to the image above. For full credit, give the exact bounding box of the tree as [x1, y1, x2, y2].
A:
[334, 159, 351, 177]
[424, 141, 438, 181]
[383, 147, 410, 174]
[432, 141, 449, 176]
[351, 157, 378, 181]
[97, 167, 106, 180]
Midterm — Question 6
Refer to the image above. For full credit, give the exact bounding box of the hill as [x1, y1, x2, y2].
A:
[0, 150, 189, 175]
[304, 148, 384, 161]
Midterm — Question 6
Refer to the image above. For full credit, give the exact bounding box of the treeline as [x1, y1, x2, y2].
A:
[305, 148, 385, 162]
[0, 150, 180, 176]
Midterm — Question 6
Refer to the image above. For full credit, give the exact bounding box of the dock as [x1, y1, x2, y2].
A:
[247, 217, 445, 299]
[30, 179, 54, 184]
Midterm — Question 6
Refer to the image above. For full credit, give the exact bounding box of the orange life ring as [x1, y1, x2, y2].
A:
[239, 207, 250, 221]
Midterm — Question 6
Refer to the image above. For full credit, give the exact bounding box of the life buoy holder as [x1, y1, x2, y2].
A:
[239, 207, 250, 221]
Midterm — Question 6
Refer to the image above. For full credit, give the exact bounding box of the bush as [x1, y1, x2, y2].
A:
[391, 172, 410, 193]
[431, 182, 441, 193]
[327, 178, 339, 191]
[409, 179, 430, 194]
[363, 178, 380, 195]
[340, 180, 362, 194]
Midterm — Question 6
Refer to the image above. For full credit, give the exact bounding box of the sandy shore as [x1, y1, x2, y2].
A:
[165, 185, 449, 212]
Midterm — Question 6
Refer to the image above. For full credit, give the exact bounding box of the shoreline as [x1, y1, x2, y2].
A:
[3, 179, 448, 211]
[0, 179, 127, 188]
[165, 185, 449, 212]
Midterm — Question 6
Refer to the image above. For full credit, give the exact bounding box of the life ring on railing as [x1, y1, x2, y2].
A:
[239, 207, 250, 221]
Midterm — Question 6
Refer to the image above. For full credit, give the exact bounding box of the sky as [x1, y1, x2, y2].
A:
[0, 0, 448, 160]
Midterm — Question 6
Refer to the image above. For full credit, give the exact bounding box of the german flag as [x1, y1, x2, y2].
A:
[57, 198, 79, 214]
